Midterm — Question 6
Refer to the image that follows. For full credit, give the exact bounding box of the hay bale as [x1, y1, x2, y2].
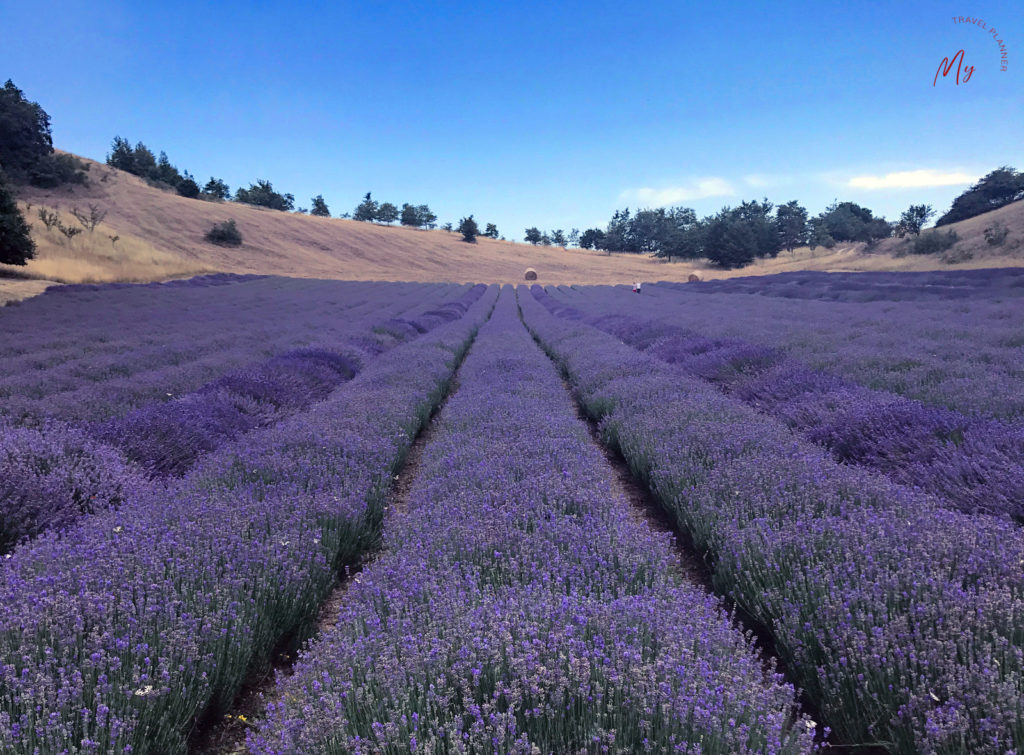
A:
[688, 273, 702, 283]
[524, 268, 538, 281]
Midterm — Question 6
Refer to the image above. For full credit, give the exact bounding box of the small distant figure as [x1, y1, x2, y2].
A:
[632, 281, 642, 294]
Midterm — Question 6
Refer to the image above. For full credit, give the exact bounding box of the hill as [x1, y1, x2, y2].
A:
[3, 153, 1023, 300]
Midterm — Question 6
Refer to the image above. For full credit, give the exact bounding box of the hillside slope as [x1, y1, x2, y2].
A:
[4, 153, 1023, 291]
[7, 156, 692, 286]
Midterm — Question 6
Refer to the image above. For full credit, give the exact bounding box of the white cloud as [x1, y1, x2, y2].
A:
[621, 178, 735, 206]
[847, 169, 977, 190]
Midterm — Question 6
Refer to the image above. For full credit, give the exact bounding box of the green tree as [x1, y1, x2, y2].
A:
[775, 200, 808, 252]
[235, 180, 295, 211]
[603, 208, 633, 252]
[457, 215, 479, 243]
[807, 221, 836, 251]
[353, 192, 378, 222]
[483, 223, 499, 239]
[579, 228, 605, 249]
[400, 203, 420, 227]
[107, 136, 136, 173]
[311, 194, 331, 217]
[417, 204, 437, 229]
[154, 151, 183, 186]
[203, 178, 230, 200]
[550, 229, 567, 246]
[0, 168, 35, 265]
[704, 210, 758, 268]
[177, 174, 200, 199]
[814, 201, 891, 242]
[896, 204, 935, 237]
[524, 227, 543, 245]
[568, 228, 580, 247]
[936, 167, 1024, 225]
[0, 80, 87, 187]
[377, 202, 399, 224]
[659, 207, 702, 261]
[0, 79, 53, 183]
[132, 142, 158, 179]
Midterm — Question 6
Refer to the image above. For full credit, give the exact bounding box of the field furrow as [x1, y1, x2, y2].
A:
[519, 284, 1024, 754]
[538, 285, 1024, 519]
[628, 279, 1024, 419]
[248, 286, 815, 754]
[0, 284, 486, 551]
[0, 284, 497, 754]
[0, 278, 459, 424]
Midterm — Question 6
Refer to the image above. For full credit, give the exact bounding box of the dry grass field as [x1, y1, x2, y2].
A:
[3, 153, 1022, 302]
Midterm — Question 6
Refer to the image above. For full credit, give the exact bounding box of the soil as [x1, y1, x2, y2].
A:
[187, 375, 461, 754]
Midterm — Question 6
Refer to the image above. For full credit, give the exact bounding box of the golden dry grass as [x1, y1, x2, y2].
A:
[8, 153, 1023, 296]
[0, 279, 53, 306]
[2, 202, 210, 284]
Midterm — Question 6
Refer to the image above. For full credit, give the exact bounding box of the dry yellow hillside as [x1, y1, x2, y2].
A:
[3, 153, 1023, 299]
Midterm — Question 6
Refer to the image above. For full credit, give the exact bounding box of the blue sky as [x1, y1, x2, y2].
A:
[3, 0, 1021, 239]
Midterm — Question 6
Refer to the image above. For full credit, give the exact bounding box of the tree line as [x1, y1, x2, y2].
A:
[104, 143, 504, 242]
[533, 165, 1022, 268]
[3, 77, 1022, 266]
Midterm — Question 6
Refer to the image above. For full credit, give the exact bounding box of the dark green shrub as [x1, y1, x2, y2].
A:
[911, 229, 958, 255]
[235, 180, 294, 211]
[457, 215, 479, 243]
[984, 222, 1009, 246]
[205, 219, 242, 247]
[942, 247, 974, 264]
[177, 177, 200, 199]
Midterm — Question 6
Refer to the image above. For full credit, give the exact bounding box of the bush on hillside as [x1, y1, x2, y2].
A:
[984, 222, 1009, 246]
[458, 215, 479, 243]
[205, 219, 242, 247]
[911, 229, 958, 255]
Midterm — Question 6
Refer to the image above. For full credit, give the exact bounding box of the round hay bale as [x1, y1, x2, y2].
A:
[688, 273, 702, 283]
[524, 268, 538, 281]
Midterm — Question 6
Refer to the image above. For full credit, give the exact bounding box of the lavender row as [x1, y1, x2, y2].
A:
[89, 283, 485, 477]
[249, 286, 814, 754]
[0, 285, 482, 551]
[518, 286, 1024, 754]
[616, 281, 1024, 419]
[672, 268, 1024, 303]
[1, 278, 458, 425]
[0, 422, 146, 553]
[536, 286, 1024, 519]
[0, 285, 498, 754]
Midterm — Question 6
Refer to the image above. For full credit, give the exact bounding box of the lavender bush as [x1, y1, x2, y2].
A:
[0, 285, 497, 754]
[0, 277, 460, 425]
[250, 287, 814, 754]
[600, 278, 1024, 419]
[0, 421, 145, 552]
[536, 286, 1024, 518]
[0, 284, 487, 552]
[518, 285, 1024, 754]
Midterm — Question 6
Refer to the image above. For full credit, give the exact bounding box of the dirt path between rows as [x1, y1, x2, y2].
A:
[188, 372, 465, 754]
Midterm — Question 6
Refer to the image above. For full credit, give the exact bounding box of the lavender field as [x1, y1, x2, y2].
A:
[1, 271, 1022, 754]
